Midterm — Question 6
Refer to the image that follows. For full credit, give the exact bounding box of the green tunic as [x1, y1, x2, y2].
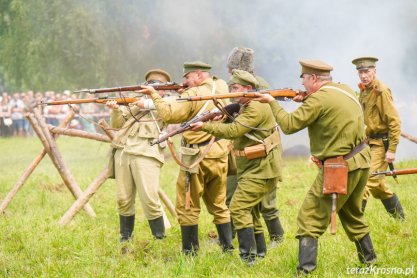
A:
[269, 82, 371, 240]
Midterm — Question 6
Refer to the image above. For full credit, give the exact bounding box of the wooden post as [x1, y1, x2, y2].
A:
[97, 119, 115, 139]
[32, 108, 96, 217]
[48, 125, 111, 143]
[158, 189, 177, 219]
[0, 111, 74, 215]
[58, 167, 110, 225]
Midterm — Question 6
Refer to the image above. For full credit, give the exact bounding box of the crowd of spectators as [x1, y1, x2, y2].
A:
[0, 90, 110, 137]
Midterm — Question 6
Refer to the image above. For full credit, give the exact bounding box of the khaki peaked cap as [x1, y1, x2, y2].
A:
[183, 61, 212, 77]
[299, 59, 333, 77]
[352, 56, 379, 70]
[229, 69, 259, 88]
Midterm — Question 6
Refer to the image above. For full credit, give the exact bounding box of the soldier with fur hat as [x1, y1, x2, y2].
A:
[352, 56, 404, 220]
[254, 59, 377, 275]
[106, 68, 172, 251]
[137, 61, 234, 256]
[226, 47, 285, 247]
[190, 69, 283, 265]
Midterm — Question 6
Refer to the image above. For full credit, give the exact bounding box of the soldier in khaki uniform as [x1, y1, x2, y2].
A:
[106, 69, 170, 245]
[138, 61, 233, 255]
[351, 57, 404, 220]
[226, 47, 285, 246]
[191, 69, 282, 264]
[255, 60, 377, 275]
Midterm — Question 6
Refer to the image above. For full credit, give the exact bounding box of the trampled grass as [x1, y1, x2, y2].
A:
[0, 137, 416, 277]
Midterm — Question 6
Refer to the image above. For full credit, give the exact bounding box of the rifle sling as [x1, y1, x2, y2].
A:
[167, 136, 215, 170]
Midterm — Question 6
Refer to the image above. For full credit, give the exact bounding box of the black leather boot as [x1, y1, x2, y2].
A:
[119, 215, 135, 243]
[148, 216, 165, 239]
[265, 217, 284, 247]
[255, 232, 267, 258]
[181, 225, 199, 256]
[236, 228, 257, 266]
[381, 194, 405, 220]
[362, 199, 367, 213]
[355, 234, 377, 265]
[215, 222, 234, 252]
[296, 237, 318, 275]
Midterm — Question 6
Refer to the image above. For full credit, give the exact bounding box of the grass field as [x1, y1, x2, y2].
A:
[0, 137, 416, 277]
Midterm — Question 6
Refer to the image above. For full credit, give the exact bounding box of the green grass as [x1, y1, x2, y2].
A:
[0, 137, 416, 277]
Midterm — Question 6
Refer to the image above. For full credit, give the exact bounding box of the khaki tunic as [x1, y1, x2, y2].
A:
[149, 77, 230, 226]
[359, 79, 401, 200]
[269, 82, 371, 240]
[203, 101, 282, 232]
[111, 105, 165, 219]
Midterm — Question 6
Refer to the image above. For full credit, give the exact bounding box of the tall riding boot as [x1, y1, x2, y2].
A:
[355, 234, 377, 265]
[148, 216, 165, 239]
[255, 232, 267, 259]
[265, 217, 285, 248]
[381, 194, 405, 220]
[215, 222, 234, 252]
[362, 199, 368, 213]
[181, 225, 199, 256]
[296, 237, 318, 275]
[236, 228, 257, 265]
[119, 215, 135, 243]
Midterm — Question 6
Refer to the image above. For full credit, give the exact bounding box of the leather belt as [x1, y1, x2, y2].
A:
[184, 137, 219, 148]
[369, 133, 388, 139]
[343, 141, 368, 160]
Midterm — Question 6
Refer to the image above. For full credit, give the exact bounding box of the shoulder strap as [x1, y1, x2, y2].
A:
[321, 85, 362, 111]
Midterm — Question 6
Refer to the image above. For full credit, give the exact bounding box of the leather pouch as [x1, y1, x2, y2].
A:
[323, 156, 348, 195]
[244, 144, 267, 160]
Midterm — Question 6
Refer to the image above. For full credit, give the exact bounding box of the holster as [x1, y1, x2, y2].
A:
[323, 156, 348, 195]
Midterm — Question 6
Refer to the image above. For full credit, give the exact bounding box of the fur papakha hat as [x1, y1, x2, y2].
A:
[227, 47, 254, 73]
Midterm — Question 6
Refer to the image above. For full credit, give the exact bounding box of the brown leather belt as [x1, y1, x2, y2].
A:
[184, 137, 219, 148]
[369, 133, 388, 139]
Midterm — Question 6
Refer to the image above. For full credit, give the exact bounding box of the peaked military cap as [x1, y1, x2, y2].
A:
[183, 61, 212, 77]
[145, 69, 171, 82]
[229, 69, 259, 88]
[352, 56, 378, 70]
[299, 59, 333, 77]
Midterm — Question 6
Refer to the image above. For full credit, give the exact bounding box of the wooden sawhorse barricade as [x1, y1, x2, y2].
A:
[0, 108, 177, 228]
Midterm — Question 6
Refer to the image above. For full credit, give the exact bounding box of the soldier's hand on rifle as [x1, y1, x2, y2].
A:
[385, 151, 396, 163]
[293, 90, 307, 102]
[190, 122, 204, 131]
[105, 100, 119, 109]
[252, 92, 275, 103]
[132, 99, 145, 109]
[136, 85, 157, 96]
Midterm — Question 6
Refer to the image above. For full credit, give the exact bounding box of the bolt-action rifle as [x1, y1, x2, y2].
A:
[150, 102, 241, 146]
[40, 96, 141, 106]
[176, 88, 300, 102]
[372, 168, 417, 176]
[73, 82, 185, 94]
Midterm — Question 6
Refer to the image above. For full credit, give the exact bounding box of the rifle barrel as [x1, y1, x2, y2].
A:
[74, 83, 184, 94]
[176, 89, 298, 102]
[42, 97, 140, 106]
[372, 167, 417, 176]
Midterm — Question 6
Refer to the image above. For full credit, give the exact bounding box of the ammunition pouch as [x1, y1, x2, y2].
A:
[323, 156, 348, 195]
[179, 146, 200, 174]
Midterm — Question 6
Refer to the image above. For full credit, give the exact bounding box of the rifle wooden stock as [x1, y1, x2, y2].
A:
[177, 89, 298, 102]
[372, 167, 417, 176]
[74, 82, 185, 94]
[41, 97, 139, 106]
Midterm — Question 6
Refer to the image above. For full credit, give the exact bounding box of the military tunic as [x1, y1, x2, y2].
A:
[203, 101, 282, 232]
[226, 74, 281, 222]
[149, 77, 230, 226]
[359, 79, 401, 200]
[111, 104, 166, 219]
[269, 82, 371, 241]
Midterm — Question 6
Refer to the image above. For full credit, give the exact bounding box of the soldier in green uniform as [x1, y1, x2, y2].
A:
[351, 57, 404, 220]
[226, 47, 285, 246]
[106, 69, 171, 246]
[190, 69, 282, 264]
[138, 61, 234, 255]
[254, 60, 377, 275]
